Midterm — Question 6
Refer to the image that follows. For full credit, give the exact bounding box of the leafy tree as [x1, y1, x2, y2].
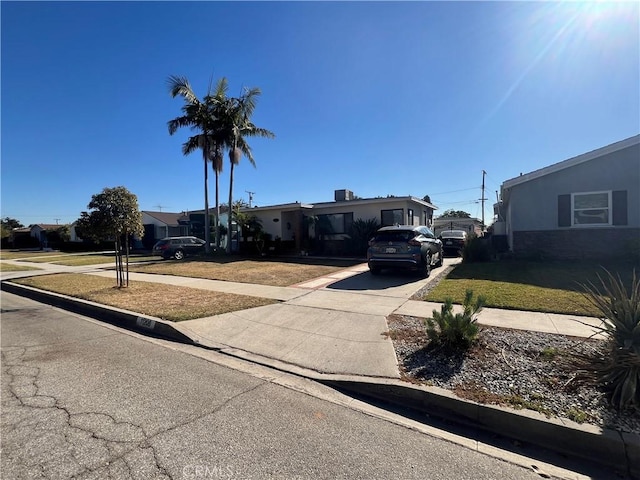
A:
[76, 187, 143, 287]
[422, 195, 432, 204]
[348, 218, 380, 256]
[440, 209, 471, 218]
[1, 217, 24, 230]
[167, 75, 229, 252]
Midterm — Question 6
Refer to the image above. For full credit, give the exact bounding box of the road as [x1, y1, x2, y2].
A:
[1, 291, 546, 480]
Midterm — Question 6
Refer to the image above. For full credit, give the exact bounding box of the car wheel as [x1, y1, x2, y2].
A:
[421, 253, 432, 278]
[436, 250, 443, 267]
[369, 266, 381, 275]
[174, 249, 185, 260]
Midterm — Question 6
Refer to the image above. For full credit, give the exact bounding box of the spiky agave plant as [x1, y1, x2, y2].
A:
[425, 289, 485, 350]
[578, 269, 640, 411]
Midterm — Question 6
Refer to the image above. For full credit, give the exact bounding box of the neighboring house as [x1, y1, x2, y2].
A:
[240, 189, 438, 254]
[141, 211, 190, 248]
[432, 217, 483, 237]
[494, 135, 640, 259]
[9, 224, 68, 248]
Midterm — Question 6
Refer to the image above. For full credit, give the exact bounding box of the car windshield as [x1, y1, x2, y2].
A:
[373, 231, 415, 243]
[441, 231, 465, 239]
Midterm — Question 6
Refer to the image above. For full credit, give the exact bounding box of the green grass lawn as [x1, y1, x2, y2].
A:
[16, 253, 159, 266]
[424, 260, 637, 317]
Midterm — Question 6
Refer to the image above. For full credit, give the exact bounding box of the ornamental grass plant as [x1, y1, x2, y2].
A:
[569, 269, 640, 411]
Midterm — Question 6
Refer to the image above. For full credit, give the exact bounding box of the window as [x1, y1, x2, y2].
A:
[572, 191, 611, 226]
[408, 209, 414, 225]
[316, 212, 353, 234]
[381, 209, 403, 226]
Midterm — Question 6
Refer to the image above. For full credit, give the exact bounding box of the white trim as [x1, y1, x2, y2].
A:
[571, 190, 612, 227]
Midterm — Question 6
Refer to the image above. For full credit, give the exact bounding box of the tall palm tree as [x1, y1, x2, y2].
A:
[167, 75, 214, 253]
[219, 87, 275, 253]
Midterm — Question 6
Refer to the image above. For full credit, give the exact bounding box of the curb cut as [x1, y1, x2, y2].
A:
[1, 280, 637, 479]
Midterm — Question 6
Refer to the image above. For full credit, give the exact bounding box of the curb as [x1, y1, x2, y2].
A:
[0, 281, 194, 345]
[1, 280, 637, 479]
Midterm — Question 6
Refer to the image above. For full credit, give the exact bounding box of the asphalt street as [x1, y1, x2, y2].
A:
[1, 291, 550, 480]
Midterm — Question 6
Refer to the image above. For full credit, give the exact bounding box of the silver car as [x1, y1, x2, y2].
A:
[367, 225, 443, 277]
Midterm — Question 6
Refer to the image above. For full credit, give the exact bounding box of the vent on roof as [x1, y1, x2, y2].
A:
[334, 189, 354, 201]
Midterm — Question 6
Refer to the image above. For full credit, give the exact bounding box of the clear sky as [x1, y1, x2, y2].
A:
[2, 1, 638, 226]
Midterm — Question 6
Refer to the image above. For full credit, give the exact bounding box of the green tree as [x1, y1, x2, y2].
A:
[1, 217, 24, 242]
[440, 209, 471, 218]
[76, 187, 143, 287]
[422, 195, 432, 204]
[216, 87, 275, 253]
[167, 75, 229, 252]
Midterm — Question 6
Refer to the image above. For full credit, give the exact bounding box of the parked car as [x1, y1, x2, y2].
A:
[152, 236, 207, 260]
[367, 225, 443, 277]
[439, 230, 467, 256]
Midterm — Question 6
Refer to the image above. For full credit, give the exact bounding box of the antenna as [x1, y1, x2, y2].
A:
[153, 204, 168, 212]
[54, 218, 61, 225]
[245, 191, 255, 208]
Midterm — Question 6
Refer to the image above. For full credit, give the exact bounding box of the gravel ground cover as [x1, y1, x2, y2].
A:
[390, 267, 640, 435]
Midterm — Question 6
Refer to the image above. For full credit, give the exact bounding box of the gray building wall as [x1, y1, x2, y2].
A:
[506, 143, 639, 232]
[504, 142, 639, 260]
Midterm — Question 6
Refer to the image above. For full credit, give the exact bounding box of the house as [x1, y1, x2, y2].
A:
[141, 209, 232, 249]
[141, 211, 191, 248]
[432, 217, 484, 237]
[239, 189, 438, 255]
[493, 135, 640, 259]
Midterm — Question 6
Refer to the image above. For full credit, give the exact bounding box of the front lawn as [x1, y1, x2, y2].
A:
[12, 274, 276, 321]
[0, 262, 42, 272]
[19, 253, 159, 266]
[423, 260, 637, 317]
[129, 257, 360, 287]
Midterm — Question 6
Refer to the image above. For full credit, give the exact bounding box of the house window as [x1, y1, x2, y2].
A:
[408, 209, 414, 225]
[572, 191, 611, 226]
[316, 212, 353, 235]
[381, 209, 403, 226]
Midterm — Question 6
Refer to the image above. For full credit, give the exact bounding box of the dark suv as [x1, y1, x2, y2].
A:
[367, 225, 443, 277]
[152, 236, 206, 260]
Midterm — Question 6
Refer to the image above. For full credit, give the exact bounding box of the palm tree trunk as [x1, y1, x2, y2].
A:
[227, 161, 234, 254]
[203, 151, 211, 255]
[215, 169, 220, 249]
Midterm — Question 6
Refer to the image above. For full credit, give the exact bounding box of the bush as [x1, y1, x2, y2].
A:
[425, 289, 485, 350]
[462, 234, 491, 263]
[568, 269, 640, 411]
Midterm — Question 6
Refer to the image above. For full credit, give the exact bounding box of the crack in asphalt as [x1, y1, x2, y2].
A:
[2, 339, 270, 480]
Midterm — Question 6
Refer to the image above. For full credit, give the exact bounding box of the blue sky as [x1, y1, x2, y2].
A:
[2, 1, 638, 226]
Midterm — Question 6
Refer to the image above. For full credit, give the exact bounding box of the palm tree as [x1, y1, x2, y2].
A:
[167, 75, 228, 253]
[219, 87, 275, 253]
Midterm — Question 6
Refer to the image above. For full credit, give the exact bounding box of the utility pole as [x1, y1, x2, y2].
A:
[245, 191, 255, 208]
[480, 170, 487, 231]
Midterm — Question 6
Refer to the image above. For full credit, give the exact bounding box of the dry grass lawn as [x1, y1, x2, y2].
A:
[0, 262, 42, 272]
[130, 258, 358, 287]
[13, 274, 277, 322]
[0, 250, 64, 260]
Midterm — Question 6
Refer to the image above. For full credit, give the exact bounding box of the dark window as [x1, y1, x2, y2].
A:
[408, 209, 414, 225]
[381, 209, 403, 226]
[316, 212, 353, 234]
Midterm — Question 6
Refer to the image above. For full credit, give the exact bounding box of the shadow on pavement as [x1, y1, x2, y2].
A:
[327, 270, 425, 291]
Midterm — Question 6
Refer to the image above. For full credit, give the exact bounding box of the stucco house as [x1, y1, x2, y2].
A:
[493, 135, 640, 259]
[240, 189, 438, 254]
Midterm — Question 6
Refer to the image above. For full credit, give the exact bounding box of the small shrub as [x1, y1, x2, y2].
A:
[569, 269, 640, 411]
[425, 289, 485, 350]
[462, 234, 491, 263]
